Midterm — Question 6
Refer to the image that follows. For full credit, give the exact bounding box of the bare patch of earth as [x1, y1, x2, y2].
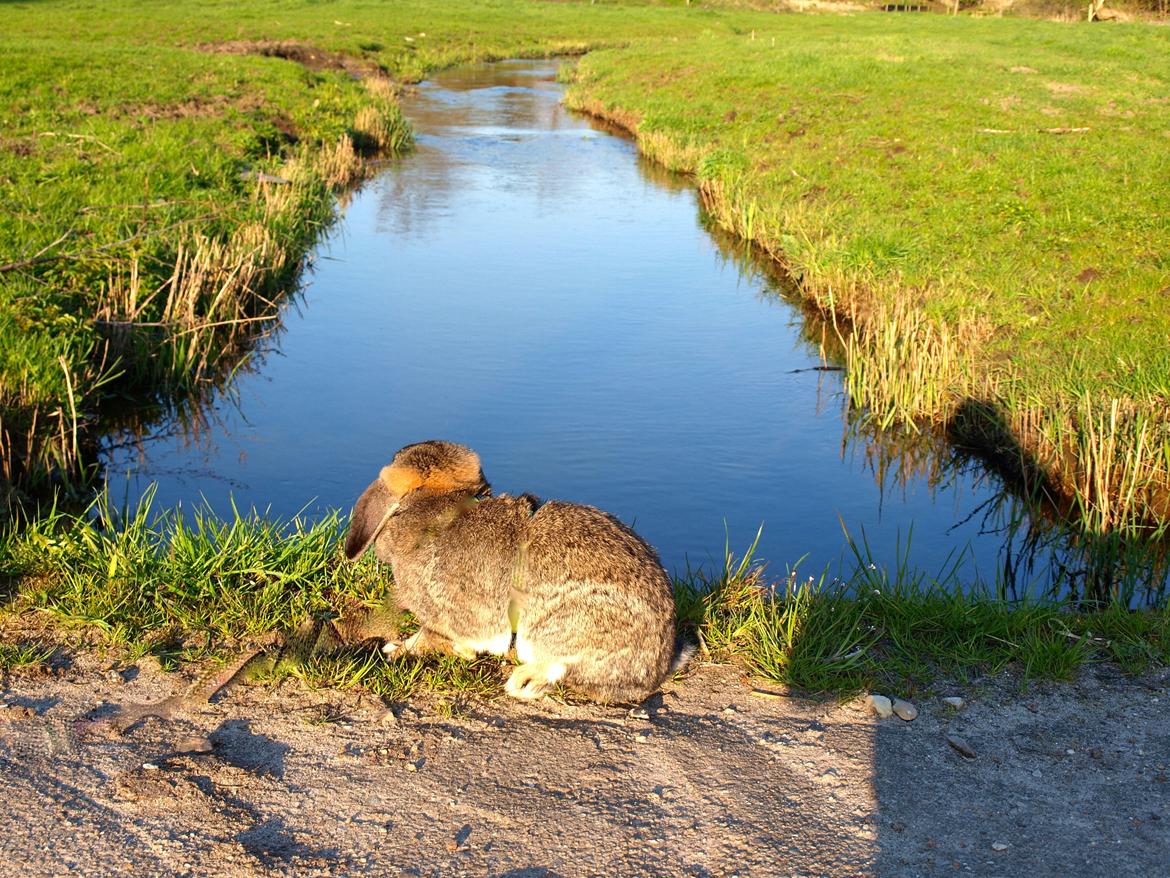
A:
[201, 41, 384, 81]
[1, 654, 1167, 877]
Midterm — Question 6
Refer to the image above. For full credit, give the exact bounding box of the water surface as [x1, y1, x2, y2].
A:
[103, 62, 1067, 587]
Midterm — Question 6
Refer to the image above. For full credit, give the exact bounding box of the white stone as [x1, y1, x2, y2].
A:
[942, 696, 964, 709]
[868, 695, 893, 719]
[892, 699, 918, 721]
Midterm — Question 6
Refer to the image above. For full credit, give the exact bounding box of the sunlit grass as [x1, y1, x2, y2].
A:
[678, 530, 1170, 695]
[3, 497, 1165, 699]
[0, 640, 56, 671]
[564, 16, 1170, 534]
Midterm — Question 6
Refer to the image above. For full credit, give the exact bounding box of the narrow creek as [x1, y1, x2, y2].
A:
[100, 61, 1117, 594]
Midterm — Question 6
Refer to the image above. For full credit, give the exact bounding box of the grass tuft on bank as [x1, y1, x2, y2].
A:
[2, 499, 1166, 699]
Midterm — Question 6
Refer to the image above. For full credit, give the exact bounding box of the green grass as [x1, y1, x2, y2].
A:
[676, 534, 1170, 694]
[1, 15, 412, 497]
[0, 640, 56, 671]
[2, 1, 1169, 694]
[2, 498, 1166, 699]
[562, 15, 1170, 532]
[3, 2, 1168, 534]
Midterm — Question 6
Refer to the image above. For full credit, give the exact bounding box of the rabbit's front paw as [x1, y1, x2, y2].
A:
[505, 662, 568, 700]
[382, 628, 423, 657]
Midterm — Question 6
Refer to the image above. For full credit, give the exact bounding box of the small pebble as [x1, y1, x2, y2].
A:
[176, 735, 214, 754]
[868, 695, 893, 719]
[722, 706, 737, 715]
[405, 762, 418, 772]
[892, 699, 918, 722]
[635, 734, 650, 744]
[942, 696, 964, 709]
[991, 842, 1009, 852]
[142, 762, 160, 771]
[946, 735, 976, 759]
[628, 707, 650, 720]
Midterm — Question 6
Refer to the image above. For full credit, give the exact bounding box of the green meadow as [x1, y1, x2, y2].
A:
[2, 1, 1169, 692]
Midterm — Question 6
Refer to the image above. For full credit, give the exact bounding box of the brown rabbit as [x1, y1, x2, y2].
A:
[343, 440, 682, 703]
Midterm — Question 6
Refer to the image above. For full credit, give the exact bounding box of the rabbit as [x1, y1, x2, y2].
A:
[343, 440, 683, 703]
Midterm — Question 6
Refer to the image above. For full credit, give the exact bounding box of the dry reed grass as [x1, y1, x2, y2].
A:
[3, 89, 410, 505]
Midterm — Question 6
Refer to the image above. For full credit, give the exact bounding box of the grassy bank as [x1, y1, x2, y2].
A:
[2, 500, 1167, 697]
[3, 0, 757, 507]
[561, 15, 1170, 536]
[3, 2, 1169, 540]
[0, 29, 412, 502]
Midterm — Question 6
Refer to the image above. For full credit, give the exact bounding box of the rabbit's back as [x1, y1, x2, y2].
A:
[517, 501, 676, 702]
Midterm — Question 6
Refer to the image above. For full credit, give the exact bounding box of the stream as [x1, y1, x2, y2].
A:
[101, 61, 1131, 595]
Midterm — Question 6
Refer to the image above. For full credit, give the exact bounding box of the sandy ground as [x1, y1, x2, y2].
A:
[1, 653, 1167, 878]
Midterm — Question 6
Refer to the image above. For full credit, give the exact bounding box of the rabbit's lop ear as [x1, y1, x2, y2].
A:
[344, 476, 396, 561]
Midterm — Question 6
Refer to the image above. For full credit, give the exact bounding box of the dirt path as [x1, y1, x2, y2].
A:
[2, 655, 1167, 877]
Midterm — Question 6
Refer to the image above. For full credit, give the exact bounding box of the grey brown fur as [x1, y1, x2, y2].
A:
[344, 440, 678, 703]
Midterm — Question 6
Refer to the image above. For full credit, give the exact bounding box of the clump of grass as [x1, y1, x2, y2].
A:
[0, 489, 387, 651]
[286, 648, 506, 701]
[0, 640, 56, 671]
[678, 533, 1170, 695]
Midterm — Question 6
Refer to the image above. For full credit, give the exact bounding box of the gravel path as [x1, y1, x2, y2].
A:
[2, 655, 1167, 877]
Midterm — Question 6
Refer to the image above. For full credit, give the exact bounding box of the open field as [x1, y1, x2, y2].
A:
[2, 1, 1170, 723]
[2, 2, 1169, 535]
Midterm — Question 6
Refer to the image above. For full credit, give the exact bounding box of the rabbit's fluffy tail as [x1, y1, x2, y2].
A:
[670, 637, 697, 675]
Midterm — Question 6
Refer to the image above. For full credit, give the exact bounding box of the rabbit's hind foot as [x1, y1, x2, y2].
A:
[505, 661, 568, 700]
[383, 627, 456, 658]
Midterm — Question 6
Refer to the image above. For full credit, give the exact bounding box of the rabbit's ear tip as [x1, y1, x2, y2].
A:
[344, 477, 393, 561]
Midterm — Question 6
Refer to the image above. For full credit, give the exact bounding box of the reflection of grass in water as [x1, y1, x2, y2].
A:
[840, 412, 1170, 606]
[2, 492, 1167, 699]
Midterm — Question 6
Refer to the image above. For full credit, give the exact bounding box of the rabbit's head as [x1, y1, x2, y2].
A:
[344, 440, 489, 561]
